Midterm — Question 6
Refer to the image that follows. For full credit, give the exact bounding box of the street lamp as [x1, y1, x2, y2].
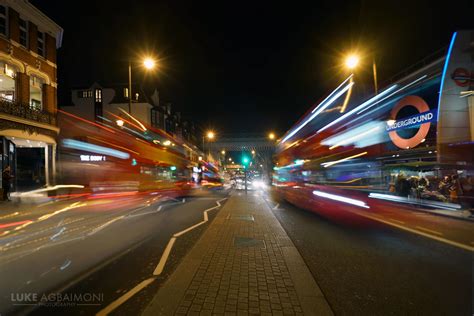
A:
[268, 132, 275, 140]
[128, 56, 157, 114]
[344, 53, 378, 95]
[202, 130, 216, 159]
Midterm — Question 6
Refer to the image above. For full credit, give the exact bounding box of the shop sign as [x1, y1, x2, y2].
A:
[80, 155, 106, 162]
[387, 95, 433, 149]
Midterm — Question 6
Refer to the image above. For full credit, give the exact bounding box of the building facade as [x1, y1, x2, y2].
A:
[0, 0, 62, 192]
[65, 82, 200, 146]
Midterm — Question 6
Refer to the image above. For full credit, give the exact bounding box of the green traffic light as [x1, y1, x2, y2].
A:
[242, 156, 249, 165]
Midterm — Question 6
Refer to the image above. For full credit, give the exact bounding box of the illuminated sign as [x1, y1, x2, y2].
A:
[386, 110, 436, 132]
[388, 95, 433, 149]
[451, 67, 472, 87]
[80, 155, 106, 162]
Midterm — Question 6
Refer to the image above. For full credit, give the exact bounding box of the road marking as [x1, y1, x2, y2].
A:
[388, 218, 405, 225]
[173, 221, 207, 238]
[157, 205, 162, 212]
[415, 226, 443, 236]
[273, 203, 280, 210]
[153, 237, 176, 275]
[154, 197, 227, 275]
[97, 196, 229, 315]
[96, 277, 156, 316]
[88, 216, 124, 236]
[349, 210, 473, 252]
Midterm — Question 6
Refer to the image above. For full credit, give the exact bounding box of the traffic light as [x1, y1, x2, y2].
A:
[242, 156, 250, 168]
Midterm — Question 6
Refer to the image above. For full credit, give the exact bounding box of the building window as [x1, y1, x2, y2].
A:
[77, 90, 92, 98]
[95, 89, 102, 103]
[30, 75, 44, 110]
[19, 18, 28, 47]
[0, 62, 17, 101]
[37, 31, 44, 57]
[124, 88, 128, 98]
[0, 6, 7, 36]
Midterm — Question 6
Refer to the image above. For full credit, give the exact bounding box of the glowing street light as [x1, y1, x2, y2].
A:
[128, 56, 158, 114]
[116, 119, 124, 127]
[207, 131, 215, 140]
[143, 58, 156, 70]
[344, 52, 378, 94]
[268, 132, 276, 140]
[221, 150, 226, 155]
[345, 54, 359, 70]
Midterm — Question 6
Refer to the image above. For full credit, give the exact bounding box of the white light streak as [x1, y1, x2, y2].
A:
[313, 190, 369, 208]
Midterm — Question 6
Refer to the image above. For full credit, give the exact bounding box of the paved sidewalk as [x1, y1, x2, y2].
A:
[143, 191, 333, 316]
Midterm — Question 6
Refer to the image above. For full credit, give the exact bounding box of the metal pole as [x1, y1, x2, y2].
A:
[372, 59, 378, 95]
[128, 61, 132, 114]
[244, 168, 247, 194]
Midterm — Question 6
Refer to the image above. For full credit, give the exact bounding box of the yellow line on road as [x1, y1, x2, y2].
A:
[388, 218, 405, 225]
[415, 226, 443, 236]
[349, 210, 474, 252]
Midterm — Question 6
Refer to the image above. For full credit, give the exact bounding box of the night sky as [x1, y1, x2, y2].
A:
[31, 0, 473, 137]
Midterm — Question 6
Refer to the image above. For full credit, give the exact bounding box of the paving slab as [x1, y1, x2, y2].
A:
[143, 191, 333, 316]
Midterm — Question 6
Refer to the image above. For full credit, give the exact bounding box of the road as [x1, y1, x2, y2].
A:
[0, 188, 229, 315]
[263, 189, 473, 315]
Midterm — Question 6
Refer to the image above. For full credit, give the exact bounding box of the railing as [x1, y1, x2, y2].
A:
[0, 98, 56, 125]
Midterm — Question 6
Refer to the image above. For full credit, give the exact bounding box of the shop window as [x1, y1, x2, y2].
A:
[29, 75, 44, 110]
[0, 62, 18, 101]
[124, 88, 128, 98]
[37, 31, 44, 57]
[0, 5, 7, 36]
[19, 18, 28, 47]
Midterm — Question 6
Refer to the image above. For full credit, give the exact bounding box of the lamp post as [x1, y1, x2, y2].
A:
[128, 57, 156, 114]
[202, 131, 215, 160]
[345, 53, 378, 95]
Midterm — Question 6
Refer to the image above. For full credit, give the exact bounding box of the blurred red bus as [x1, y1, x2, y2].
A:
[274, 31, 473, 216]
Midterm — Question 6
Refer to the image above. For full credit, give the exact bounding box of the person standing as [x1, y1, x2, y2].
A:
[2, 165, 13, 201]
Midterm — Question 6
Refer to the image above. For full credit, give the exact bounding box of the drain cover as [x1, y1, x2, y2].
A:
[228, 214, 255, 221]
[234, 237, 266, 248]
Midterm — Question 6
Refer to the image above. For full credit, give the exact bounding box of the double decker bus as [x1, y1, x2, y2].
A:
[274, 31, 473, 216]
[57, 109, 195, 197]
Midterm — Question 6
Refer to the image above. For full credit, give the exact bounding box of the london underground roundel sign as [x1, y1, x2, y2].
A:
[386, 95, 436, 149]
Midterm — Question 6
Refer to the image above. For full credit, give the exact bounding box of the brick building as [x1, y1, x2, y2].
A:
[0, 0, 62, 192]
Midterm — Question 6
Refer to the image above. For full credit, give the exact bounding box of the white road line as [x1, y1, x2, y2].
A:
[98, 196, 228, 315]
[173, 221, 207, 238]
[157, 205, 162, 212]
[96, 278, 156, 316]
[388, 218, 405, 225]
[415, 226, 443, 236]
[88, 216, 124, 236]
[350, 210, 473, 252]
[153, 237, 176, 275]
[273, 203, 280, 210]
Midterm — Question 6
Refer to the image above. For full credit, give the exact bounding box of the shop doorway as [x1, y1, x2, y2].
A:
[8, 138, 49, 191]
